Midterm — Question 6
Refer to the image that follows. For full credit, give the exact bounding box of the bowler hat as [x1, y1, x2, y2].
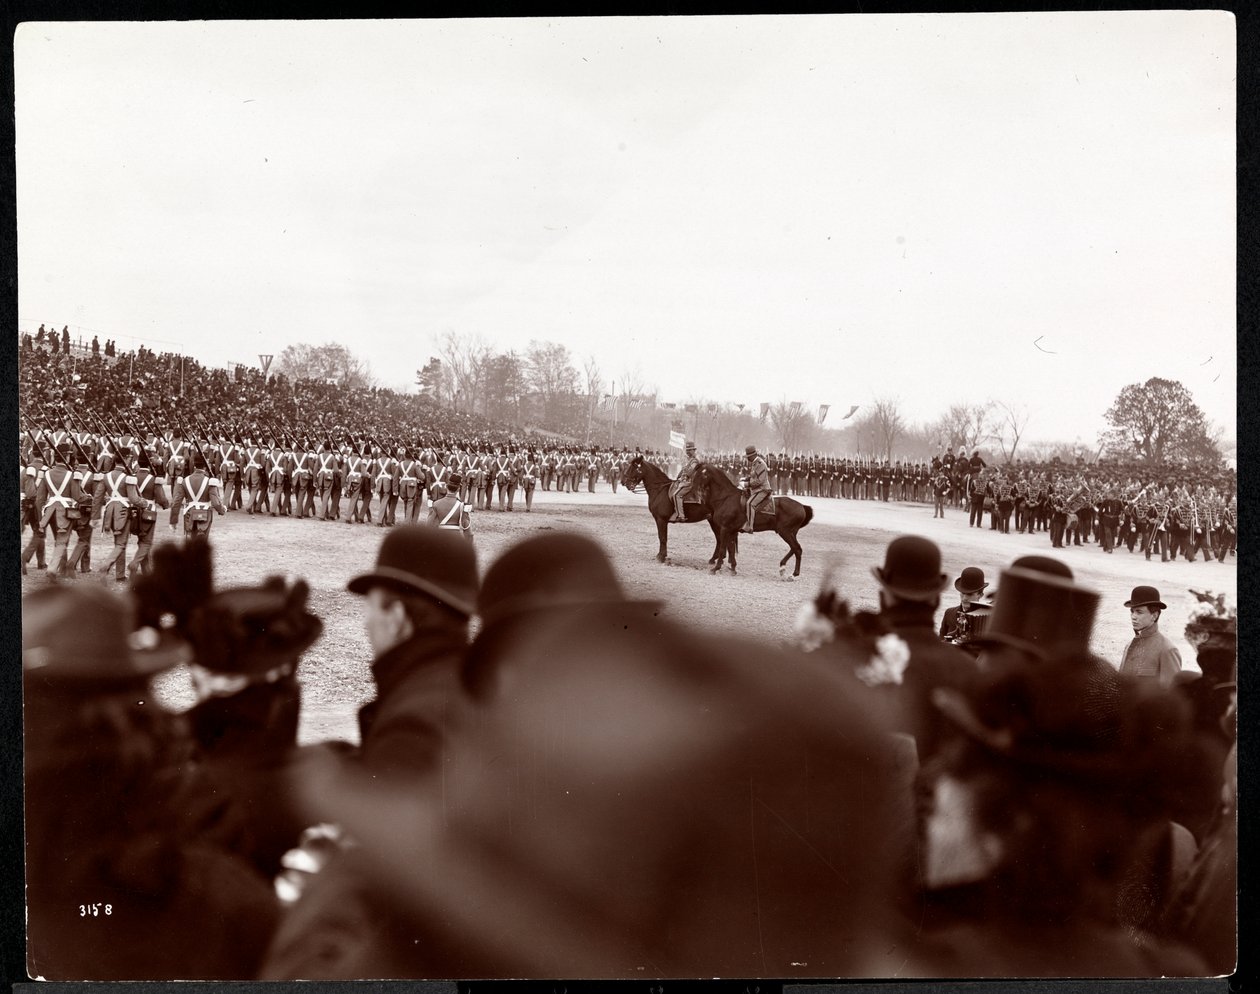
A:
[970, 566, 1099, 659]
[953, 567, 988, 594]
[745, 445, 758, 457]
[23, 583, 190, 685]
[477, 533, 661, 628]
[347, 526, 477, 616]
[871, 535, 949, 602]
[1124, 585, 1167, 611]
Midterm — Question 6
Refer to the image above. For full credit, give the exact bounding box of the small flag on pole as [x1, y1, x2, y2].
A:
[790, 401, 803, 417]
[817, 404, 830, 425]
[842, 404, 860, 420]
[759, 402, 770, 422]
[669, 430, 686, 450]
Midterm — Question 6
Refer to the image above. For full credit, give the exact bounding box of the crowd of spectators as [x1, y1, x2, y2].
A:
[22, 526, 1237, 980]
[19, 332, 621, 452]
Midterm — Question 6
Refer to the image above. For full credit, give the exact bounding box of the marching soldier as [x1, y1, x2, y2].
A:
[1096, 484, 1123, 554]
[1048, 486, 1069, 549]
[1144, 487, 1171, 563]
[171, 453, 225, 538]
[221, 441, 243, 511]
[396, 447, 423, 525]
[63, 448, 97, 576]
[427, 472, 473, 541]
[243, 437, 267, 514]
[127, 451, 169, 578]
[520, 449, 540, 512]
[1184, 486, 1215, 563]
[20, 444, 48, 575]
[586, 449, 600, 494]
[266, 440, 288, 517]
[492, 447, 514, 511]
[373, 445, 399, 527]
[347, 446, 371, 523]
[291, 442, 314, 520]
[94, 453, 137, 583]
[315, 443, 339, 521]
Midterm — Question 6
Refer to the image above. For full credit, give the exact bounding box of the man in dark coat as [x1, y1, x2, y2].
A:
[870, 535, 979, 762]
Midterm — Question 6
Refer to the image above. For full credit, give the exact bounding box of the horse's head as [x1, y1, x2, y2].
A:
[623, 455, 644, 491]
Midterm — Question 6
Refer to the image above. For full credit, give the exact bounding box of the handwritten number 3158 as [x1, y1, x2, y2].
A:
[79, 904, 112, 917]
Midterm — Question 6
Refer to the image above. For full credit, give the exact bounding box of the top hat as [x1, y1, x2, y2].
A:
[970, 566, 1099, 659]
[23, 583, 190, 686]
[347, 526, 478, 616]
[1011, 555, 1074, 580]
[1123, 586, 1167, 611]
[870, 535, 949, 602]
[953, 567, 988, 594]
[477, 534, 662, 629]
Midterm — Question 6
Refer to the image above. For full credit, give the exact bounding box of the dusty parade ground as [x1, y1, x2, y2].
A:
[23, 485, 1238, 746]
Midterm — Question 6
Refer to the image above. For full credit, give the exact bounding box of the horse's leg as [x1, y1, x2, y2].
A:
[710, 528, 725, 574]
[656, 515, 668, 563]
[708, 519, 721, 564]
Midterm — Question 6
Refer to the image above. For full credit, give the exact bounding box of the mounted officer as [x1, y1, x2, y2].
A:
[669, 440, 699, 523]
[742, 445, 771, 534]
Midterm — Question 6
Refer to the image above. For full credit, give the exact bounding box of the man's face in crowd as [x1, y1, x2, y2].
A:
[1130, 605, 1159, 634]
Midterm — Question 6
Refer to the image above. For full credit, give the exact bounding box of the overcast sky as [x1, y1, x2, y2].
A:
[16, 13, 1235, 444]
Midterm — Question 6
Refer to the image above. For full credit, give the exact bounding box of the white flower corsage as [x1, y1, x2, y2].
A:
[795, 600, 837, 652]
[855, 633, 911, 686]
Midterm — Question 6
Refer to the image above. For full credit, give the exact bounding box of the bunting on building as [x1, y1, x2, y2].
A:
[790, 401, 803, 417]
[842, 404, 860, 420]
[817, 404, 830, 426]
[759, 402, 770, 422]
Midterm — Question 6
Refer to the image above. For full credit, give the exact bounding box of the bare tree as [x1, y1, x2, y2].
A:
[582, 355, 603, 443]
[436, 330, 491, 414]
[991, 399, 1033, 463]
[870, 396, 906, 462]
[525, 340, 579, 422]
[932, 401, 994, 455]
[275, 341, 375, 389]
[769, 400, 815, 454]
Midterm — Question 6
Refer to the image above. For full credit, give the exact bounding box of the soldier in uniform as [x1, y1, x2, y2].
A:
[36, 445, 82, 576]
[63, 448, 97, 576]
[266, 441, 288, 517]
[1048, 486, 1069, 549]
[492, 447, 515, 511]
[315, 443, 339, 521]
[93, 453, 137, 583]
[1144, 486, 1171, 563]
[20, 444, 48, 575]
[995, 471, 1015, 534]
[427, 472, 473, 542]
[396, 447, 423, 525]
[127, 450, 169, 579]
[373, 445, 400, 527]
[607, 450, 622, 494]
[741, 445, 771, 534]
[932, 466, 951, 519]
[291, 442, 314, 520]
[244, 438, 267, 514]
[519, 449, 539, 512]
[1184, 486, 1215, 563]
[1096, 483, 1123, 554]
[586, 449, 600, 493]
[221, 441, 243, 512]
[669, 440, 700, 523]
[171, 453, 225, 538]
[347, 447, 372, 524]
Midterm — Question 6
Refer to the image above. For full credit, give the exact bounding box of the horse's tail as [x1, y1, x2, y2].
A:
[802, 504, 814, 528]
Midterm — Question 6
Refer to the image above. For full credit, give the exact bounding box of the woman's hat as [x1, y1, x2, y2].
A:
[1124, 585, 1167, 611]
[23, 583, 190, 686]
[969, 567, 1099, 660]
[187, 577, 324, 676]
[870, 535, 949, 602]
[953, 566, 987, 594]
[347, 526, 478, 617]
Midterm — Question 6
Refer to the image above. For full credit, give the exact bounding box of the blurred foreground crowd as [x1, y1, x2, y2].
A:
[24, 525, 1236, 979]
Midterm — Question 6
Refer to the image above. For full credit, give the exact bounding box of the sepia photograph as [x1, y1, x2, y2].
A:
[14, 12, 1238, 984]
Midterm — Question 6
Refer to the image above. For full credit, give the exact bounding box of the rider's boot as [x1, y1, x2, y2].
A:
[671, 495, 685, 523]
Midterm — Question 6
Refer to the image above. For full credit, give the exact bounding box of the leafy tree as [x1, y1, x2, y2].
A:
[1100, 377, 1218, 465]
[416, 357, 448, 403]
[275, 342, 375, 389]
[483, 351, 526, 422]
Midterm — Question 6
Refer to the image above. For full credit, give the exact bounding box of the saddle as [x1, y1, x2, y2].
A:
[743, 492, 777, 519]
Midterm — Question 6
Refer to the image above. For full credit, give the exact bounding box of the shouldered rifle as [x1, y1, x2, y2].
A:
[85, 408, 136, 476]
[43, 402, 96, 469]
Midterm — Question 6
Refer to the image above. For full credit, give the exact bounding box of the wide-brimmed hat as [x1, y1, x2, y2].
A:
[970, 567, 1099, 659]
[1124, 585, 1167, 611]
[476, 533, 662, 629]
[953, 567, 988, 594]
[23, 583, 190, 686]
[870, 535, 949, 602]
[347, 526, 478, 616]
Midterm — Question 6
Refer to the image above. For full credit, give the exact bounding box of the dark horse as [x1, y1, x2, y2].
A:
[622, 455, 735, 567]
[695, 464, 814, 577]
